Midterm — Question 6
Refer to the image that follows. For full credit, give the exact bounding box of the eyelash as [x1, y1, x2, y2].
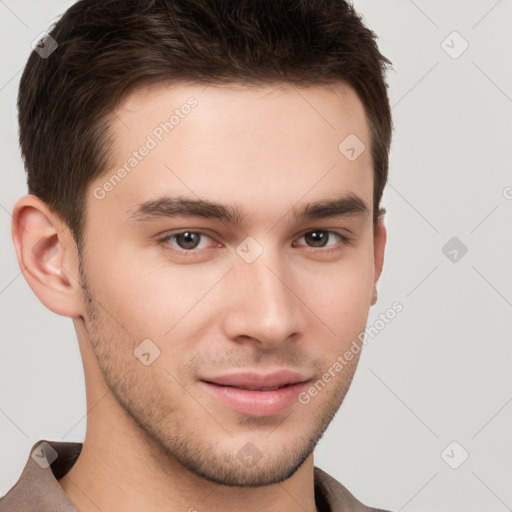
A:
[157, 229, 354, 257]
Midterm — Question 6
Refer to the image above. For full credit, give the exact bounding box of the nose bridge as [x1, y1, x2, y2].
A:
[224, 241, 303, 346]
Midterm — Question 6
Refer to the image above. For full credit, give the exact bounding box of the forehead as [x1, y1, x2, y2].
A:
[88, 81, 373, 228]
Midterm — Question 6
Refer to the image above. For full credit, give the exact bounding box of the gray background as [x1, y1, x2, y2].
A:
[1, 1, 511, 510]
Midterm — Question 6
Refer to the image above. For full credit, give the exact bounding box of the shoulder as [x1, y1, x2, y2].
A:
[0, 440, 81, 512]
[314, 466, 394, 512]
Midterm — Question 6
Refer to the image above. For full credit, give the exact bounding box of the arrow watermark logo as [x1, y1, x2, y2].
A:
[31, 32, 58, 59]
[134, 338, 161, 366]
[441, 31, 469, 59]
[338, 133, 366, 162]
[31, 441, 58, 469]
[441, 441, 469, 469]
[236, 442, 263, 468]
[442, 236, 468, 263]
[236, 236, 264, 263]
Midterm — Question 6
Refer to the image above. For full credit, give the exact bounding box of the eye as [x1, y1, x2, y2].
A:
[293, 230, 353, 250]
[159, 230, 216, 254]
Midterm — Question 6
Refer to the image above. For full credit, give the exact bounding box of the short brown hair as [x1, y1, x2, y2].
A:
[18, 0, 392, 250]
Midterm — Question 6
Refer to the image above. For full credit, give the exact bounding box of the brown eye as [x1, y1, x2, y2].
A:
[159, 231, 215, 254]
[296, 230, 342, 248]
[292, 230, 354, 252]
[303, 231, 331, 247]
[174, 231, 202, 250]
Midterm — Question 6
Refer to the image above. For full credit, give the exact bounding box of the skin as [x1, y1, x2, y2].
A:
[11, 81, 386, 512]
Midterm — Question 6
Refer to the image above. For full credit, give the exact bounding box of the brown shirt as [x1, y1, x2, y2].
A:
[0, 440, 392, 512]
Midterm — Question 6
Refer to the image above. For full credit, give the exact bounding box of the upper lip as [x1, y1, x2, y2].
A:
[200, 370, 311, 390]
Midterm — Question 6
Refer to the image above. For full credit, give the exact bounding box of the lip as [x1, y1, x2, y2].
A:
[199, 370, 311, 417]
[200, 370, 311, 390]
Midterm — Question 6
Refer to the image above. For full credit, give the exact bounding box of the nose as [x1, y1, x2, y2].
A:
[220, 243, 307, 349]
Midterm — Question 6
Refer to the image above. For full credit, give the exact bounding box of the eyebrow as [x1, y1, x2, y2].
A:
[127, 193, 368, 225]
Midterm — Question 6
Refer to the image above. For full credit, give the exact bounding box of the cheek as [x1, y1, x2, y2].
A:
[299, 247, 375, 343]
[87, 247, 224, 340]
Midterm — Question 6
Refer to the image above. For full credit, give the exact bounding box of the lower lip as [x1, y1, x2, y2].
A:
[199, 380, 309, 417]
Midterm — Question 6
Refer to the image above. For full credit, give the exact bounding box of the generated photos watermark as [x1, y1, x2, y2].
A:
[298, 301, 403, 405]
[93, 96, 198, 200]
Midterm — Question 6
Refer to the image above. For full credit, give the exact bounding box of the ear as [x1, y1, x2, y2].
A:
[11, 194, 84, 318]
[371, 215, 387, 306]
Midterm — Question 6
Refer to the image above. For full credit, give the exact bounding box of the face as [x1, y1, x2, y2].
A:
[78, 81, 384, 486]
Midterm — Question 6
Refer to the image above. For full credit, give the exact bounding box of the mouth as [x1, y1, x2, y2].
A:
[198, 370, 311, 417]
[199, 369, 311, 389]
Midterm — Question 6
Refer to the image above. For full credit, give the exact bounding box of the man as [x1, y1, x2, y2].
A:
[1, 0, 393, 510]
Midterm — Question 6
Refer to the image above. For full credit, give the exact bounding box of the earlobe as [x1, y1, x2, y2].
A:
[371, 285, 378, 306]
[371, 216, 387, 306]
[11, 194, 83, 318]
